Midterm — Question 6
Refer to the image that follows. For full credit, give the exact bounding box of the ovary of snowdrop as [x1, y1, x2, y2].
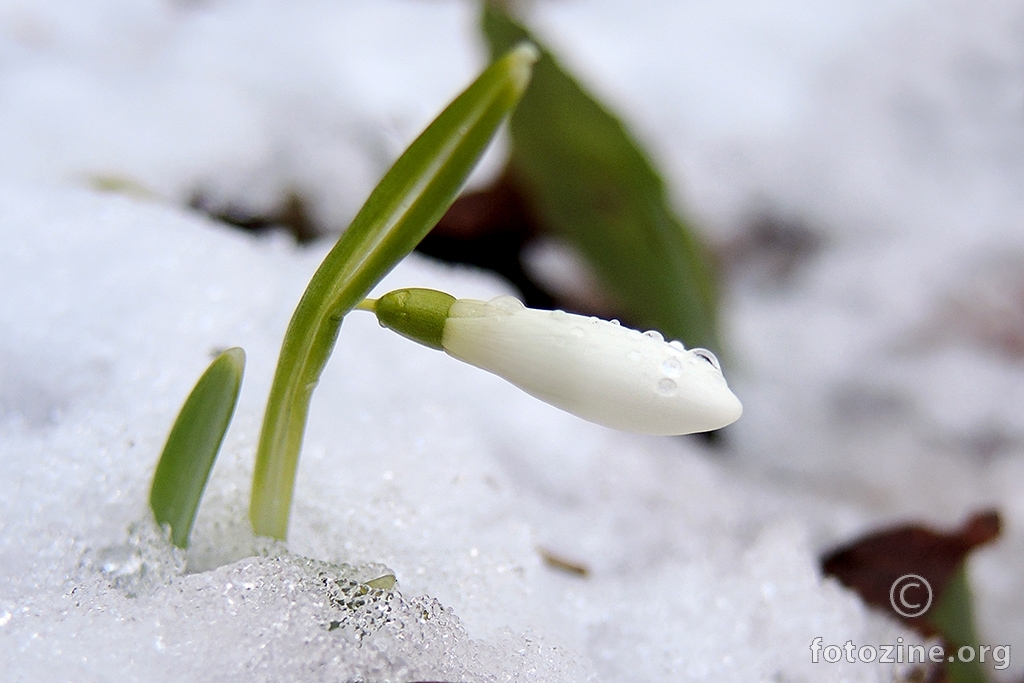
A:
[365, 288, 742, 435]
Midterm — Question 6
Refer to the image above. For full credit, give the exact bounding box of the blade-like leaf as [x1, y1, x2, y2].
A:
[250, 44, 538, 539]
[482, 4, 720, 352]
[150, 347, 245, 548]
[930, 565, 988, 683]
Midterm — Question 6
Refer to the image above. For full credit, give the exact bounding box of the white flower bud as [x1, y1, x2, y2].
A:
[369, 289, 742, 435]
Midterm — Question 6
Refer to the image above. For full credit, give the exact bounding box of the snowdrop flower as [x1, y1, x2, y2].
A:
[364, 288, 742, 435]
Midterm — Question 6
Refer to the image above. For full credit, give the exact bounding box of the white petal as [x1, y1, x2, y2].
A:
[441, 296, 742, 435]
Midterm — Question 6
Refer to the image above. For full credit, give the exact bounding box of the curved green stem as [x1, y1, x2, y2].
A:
[353, 299, 377, 312]
[250, 44, 538, 539]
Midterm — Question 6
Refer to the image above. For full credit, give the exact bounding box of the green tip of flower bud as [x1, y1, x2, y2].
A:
[373, 288, 457, 350]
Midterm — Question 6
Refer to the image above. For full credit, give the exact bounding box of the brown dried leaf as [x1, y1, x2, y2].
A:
[822, 510, 1000, 635]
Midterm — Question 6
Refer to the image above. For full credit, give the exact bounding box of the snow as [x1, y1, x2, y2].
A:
[2, 0, 1023, 681]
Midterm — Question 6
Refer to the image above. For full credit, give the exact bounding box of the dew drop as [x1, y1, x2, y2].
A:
[610, 319, 621, 326]
[570, 326, 585, 338]
[549, 310, 569, 321]
[627, 349, 642, 362]
[644, 330, 664, 341]
[488, 295, 525, 313]
[662, 357, 682, 377]
[657, 378, 677, 396]
[669, 340, 685, 351]
[692, 348, 721, 370]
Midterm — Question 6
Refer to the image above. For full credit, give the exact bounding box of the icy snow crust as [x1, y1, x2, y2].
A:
[2, 0, 1024, 681]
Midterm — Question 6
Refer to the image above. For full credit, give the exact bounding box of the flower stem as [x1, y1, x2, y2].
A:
[249, 44, 538, 539]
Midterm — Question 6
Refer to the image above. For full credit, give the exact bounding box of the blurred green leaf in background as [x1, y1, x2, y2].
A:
[930, 565, 990, 683]
[481, 2, 721, 352]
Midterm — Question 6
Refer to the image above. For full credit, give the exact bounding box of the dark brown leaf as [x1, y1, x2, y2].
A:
[822, 510, 1001, 635]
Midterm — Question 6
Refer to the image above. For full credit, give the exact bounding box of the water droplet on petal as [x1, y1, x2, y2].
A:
[550, 310, 568, 321]
[692, 348, 721, 370]
[488, 295, 526, 313]
[610, 319, 621, 326]
[669, 340, 685, 351]
[627, 349, 642, 362]
[570, 326, 585, 338]
[662, 357, 682, 377]
[657, 378, 677, 396]
[644, 330, 664, 341]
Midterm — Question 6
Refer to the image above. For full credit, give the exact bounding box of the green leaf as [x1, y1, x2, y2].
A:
[250, 44, 538, 540]
[150, 347, 245, 549]
[482, 3, 720, 352]
[930, 565, 989, 683]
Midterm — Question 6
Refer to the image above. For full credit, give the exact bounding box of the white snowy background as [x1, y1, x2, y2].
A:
[1, 0, 1023, 681]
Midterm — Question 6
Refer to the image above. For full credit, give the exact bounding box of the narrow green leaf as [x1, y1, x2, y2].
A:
[250, 44, 538, 539]
[930, 565, 989, 683]
[482, 4, 720, 352]
[150, 347, 245, 549]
